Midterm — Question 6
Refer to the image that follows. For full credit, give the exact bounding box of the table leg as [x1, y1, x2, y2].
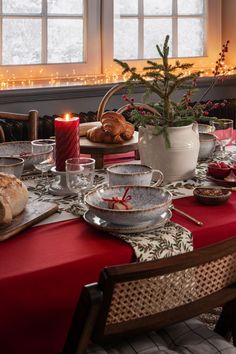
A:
[91, 154, 104, 169]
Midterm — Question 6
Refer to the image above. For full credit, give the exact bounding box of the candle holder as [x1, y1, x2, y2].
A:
[48, 167, 76, 196]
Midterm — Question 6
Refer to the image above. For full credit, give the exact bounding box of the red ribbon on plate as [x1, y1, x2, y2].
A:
[102, 187, 132, 209]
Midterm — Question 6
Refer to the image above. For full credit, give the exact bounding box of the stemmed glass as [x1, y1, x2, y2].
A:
[31, 139, 55, 179]
[210, 119, 233, 158]
[65, 157, 95, 208]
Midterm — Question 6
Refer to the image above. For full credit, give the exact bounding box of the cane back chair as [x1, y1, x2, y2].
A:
[0, 110, 38, 142]
[62, 237, 236, 354]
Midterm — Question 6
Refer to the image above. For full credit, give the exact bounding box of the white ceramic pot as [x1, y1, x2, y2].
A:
[138, 124, 200, 184]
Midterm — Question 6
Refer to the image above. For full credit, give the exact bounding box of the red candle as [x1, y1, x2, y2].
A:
[55, 114, 80, 171]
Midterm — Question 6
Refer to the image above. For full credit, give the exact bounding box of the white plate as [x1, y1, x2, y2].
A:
[83, 209, 172, 234]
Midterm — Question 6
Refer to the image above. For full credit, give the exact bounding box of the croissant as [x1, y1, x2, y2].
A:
[101, 112, 127, 136]
[86, 126, 115, 144]
[86, 111, 134, 144]
[121, 121, 135, 141]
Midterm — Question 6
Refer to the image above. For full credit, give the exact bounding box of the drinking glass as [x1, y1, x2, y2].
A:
[65, 157, 95, 207]
[31, 139, 55, 178]
[210, 119, 233, 158]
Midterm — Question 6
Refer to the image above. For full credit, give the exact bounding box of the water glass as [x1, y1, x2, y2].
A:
[31, 139, 55, 178]
[65, 157, 95, 206]
[210, 119, 233, 157]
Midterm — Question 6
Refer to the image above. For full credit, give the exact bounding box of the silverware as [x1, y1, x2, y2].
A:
[171, 205, 203, 226]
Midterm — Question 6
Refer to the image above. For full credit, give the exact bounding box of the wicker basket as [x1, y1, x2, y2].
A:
[96, 83, 158, 121]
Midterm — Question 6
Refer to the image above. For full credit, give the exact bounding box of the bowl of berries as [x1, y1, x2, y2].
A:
[207, 161, 236, 186]
[207, 162, 231, 180]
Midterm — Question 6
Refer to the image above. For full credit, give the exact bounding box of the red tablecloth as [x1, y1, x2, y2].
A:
[1, 192, 236, 354]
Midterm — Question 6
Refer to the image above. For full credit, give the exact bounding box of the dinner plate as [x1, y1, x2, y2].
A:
[83, 209, 172, 234]
[207, 174, 236, 187]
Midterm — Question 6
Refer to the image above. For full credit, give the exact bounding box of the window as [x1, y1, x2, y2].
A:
[114, 0, 206, 60]
[2, 0, 84, 65]
[103, 0, 221, 74]
[0, 0, 101, 83]
[0, 0, 221, 88]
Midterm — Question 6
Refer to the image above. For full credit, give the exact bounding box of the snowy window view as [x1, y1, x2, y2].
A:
[114, 0, 205, 60]
[0, 0, 206, 69]
[1, 0, 84, 65]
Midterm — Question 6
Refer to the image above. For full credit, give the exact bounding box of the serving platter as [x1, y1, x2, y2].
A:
[83, 209, 172, 234]
[0, 200, 58, 241]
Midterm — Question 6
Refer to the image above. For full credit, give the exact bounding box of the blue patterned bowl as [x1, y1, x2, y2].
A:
[85, 185, 172, 226]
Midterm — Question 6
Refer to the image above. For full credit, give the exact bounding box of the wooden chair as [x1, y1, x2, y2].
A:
[0, 110, 38, 142]
[62, 237, 236, 354]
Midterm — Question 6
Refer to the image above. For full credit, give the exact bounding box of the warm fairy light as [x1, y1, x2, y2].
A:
[0, 62, 235, 90]
[65, 113, 70, 121]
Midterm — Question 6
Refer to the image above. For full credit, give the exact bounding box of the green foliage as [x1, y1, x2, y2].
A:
[114, 35, 202, 129]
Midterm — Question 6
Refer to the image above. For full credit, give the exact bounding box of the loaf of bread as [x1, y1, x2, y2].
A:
[86, 111, 135, 144]
[0, 173, 28, 224]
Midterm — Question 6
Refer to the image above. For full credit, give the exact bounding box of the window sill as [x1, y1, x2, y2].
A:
[0, 75, 236, 105]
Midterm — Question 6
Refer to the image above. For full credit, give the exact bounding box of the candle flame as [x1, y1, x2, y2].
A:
[65, 113, 70, 121]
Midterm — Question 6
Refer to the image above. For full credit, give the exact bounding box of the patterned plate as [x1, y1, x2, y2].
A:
[83, 209, 172, 234]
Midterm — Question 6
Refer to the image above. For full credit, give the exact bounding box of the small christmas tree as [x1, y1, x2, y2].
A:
[115, 35, 233, 146]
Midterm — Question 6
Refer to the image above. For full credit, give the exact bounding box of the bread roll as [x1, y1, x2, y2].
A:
[86, 111, 135, 144]
[0, 173, 28, 224]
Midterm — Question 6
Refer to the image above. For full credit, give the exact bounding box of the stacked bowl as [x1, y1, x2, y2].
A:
[85, 185, 172, 227]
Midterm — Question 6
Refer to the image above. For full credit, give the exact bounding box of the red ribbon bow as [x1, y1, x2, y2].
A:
[102, 187, 131, 209]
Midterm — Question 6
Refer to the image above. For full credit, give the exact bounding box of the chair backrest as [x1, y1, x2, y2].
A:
[0, 110, 39, 142]
[63, 237, 236, 354]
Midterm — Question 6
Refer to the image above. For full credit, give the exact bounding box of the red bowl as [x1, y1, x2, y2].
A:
[232, 165, 236, 177]
[208, 163, 231, 180]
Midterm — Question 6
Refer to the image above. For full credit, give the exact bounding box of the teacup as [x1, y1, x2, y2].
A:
[198, 133, 216, 161]
[106, 164, 164, 187]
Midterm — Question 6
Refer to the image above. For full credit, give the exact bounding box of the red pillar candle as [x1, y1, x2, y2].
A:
[55, 114, 80, 171]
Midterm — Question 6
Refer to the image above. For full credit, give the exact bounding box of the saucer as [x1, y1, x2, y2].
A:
[83, 209, 172, 234]
[207, 174, 236, 187]
[230, 154, 236, 164]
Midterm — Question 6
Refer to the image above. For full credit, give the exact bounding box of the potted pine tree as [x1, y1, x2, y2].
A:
[115, 35, 230, 183]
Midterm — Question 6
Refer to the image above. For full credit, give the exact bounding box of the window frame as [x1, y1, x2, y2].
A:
[0, 0, 101, 81]
[102, 0, 222, 73]
[0, 0, 222, 85]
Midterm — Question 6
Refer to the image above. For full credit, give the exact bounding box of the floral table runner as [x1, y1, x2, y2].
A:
[22, 147, 236, 219]
[20, 148, 235, 261]
[112, 221, 192, 261]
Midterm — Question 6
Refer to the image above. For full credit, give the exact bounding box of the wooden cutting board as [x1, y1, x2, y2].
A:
[0, 200, 58, 241]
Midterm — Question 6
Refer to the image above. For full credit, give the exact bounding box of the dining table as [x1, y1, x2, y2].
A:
[1, 148, 236, 354]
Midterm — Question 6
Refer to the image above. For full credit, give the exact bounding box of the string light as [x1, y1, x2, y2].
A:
[0, 62, 235, 90]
